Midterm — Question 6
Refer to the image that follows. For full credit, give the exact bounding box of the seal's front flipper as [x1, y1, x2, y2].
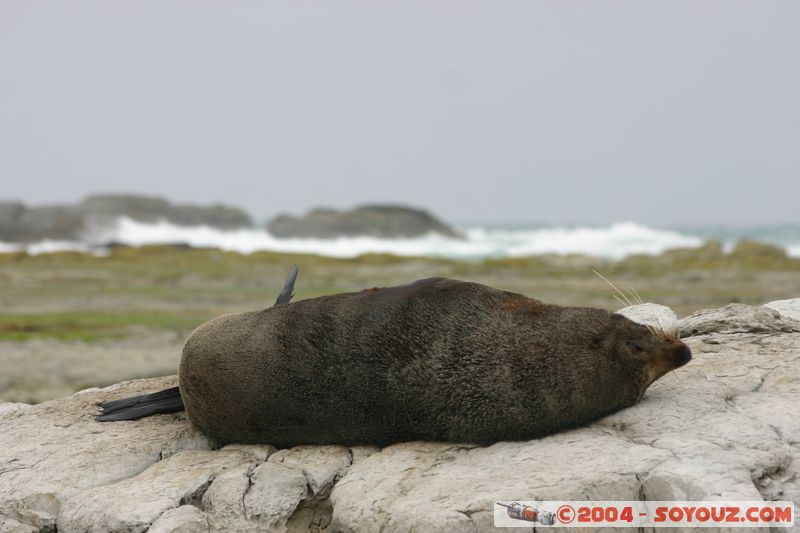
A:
[275, 264, 299, 306]
[95, 386, 184, 422]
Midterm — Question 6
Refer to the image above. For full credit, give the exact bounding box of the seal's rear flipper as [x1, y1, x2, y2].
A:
[95, 386, 184, 422]
[274, 264, 300, 306]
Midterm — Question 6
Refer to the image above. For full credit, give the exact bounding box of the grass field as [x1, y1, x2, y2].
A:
[1, 241, 798, 402]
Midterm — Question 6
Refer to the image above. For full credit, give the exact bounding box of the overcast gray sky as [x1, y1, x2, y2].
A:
[1, 1, 798, 226]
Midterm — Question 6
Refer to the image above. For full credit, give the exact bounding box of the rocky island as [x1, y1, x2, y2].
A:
[0, 196, 462, 245]
[266, 205, 461, 239]
[0, 195, 252, 243]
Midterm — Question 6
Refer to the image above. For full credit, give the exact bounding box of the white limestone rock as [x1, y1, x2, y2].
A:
[2, 303, 799, 532]
[268, 445, 352, 495]
[0, 403, 32, 418]
[148, 505, 209, 533]
[616, 303, 679, 334]
[0, 375, 213, 531]
[676, 303, 800, 337]
[242, 462, 310, 529]
[763, 297, 800, 321]
[58, 449, 255, 532]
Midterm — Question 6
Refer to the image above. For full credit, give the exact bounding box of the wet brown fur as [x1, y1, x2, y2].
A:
[179, 277, 691, 447]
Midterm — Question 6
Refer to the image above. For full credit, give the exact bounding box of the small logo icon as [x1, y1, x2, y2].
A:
[497, 502, 555, 525]
[556, 504, 576, 524]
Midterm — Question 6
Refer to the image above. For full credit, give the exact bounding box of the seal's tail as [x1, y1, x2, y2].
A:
[95, 386, 184, 422]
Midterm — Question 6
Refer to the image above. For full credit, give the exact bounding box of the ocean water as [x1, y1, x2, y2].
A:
[2, 217, 799, 261]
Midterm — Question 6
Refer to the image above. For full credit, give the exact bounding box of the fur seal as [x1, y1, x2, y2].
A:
[97, 272, 691, 447]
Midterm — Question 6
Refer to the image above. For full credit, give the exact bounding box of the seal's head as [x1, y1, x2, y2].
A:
[608, 314, 691, 400]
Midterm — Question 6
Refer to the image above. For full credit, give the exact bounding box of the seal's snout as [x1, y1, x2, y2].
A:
[674, 345, 692, 367]
[642, 340, 693, 390]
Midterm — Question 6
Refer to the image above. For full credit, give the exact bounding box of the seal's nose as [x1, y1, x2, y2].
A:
[675, 345, 692, 366]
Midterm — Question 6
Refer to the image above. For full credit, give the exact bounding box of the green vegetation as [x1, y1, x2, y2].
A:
[3, 242, 799, 403]
[1, 242, 798, 342]
[0, 310, 211, 341]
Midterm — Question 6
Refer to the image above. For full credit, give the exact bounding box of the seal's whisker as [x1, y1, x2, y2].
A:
[592, 269, 633, 307]
[651, 318, 664, 337]
[651, 317, 679, 341]
[656, 328, 679, 342]
[630, 287, 643, 305]
[624, 287, 641, 306]
[640, 318, 680, 343]
[592, 269, 678, 341]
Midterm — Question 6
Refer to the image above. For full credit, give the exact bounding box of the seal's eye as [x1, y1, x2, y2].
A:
[626, 340, 645, 353]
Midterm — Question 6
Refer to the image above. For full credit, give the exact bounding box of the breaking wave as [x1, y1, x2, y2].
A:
[3, 217, 798, 260]
[2, 217, 708, 260]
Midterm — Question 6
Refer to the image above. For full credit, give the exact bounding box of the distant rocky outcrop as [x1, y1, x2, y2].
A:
[266, 205, 461, 239]
[2, 300, 799, 532]
[0, 202, 84, 242]
[0, 195, 252, 243]
[80, 195, 252, 230]
[0, 202, 27, 240]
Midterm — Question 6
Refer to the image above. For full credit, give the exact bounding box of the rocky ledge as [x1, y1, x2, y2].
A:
[1, 301, 799, 532]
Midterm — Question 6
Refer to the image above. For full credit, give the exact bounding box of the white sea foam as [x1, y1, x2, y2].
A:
[69, 217, 704, 260]
[464, 223, 703, 260]
[3, 218, 796, 260]
[26, 240, 97, 255]
[0, 240, 100, 256]
[0, 242, 21, 253]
